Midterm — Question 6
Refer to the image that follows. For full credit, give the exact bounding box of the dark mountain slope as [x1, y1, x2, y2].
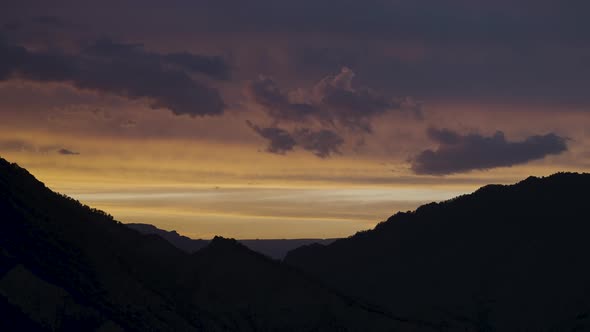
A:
[285, 173, 590, 331]
[185, 237, 418, 331]
[126, 222, 337, 259]
[0, 158, 208, 331]
[0, 157, 419, 331]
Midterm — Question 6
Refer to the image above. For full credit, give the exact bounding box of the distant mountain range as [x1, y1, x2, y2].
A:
[126, 223, 337, 260]
[2, 155, 590, 331]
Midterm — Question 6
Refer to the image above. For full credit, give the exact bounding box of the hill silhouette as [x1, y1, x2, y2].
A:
[3, 155, 590, 331]
[0, 157, 423, 331]
[126, 223, 337, 259]
[285, 172, 590, 331]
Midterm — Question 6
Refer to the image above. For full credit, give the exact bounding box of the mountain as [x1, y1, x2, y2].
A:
[285, 172, 590, 331]
[126, 223, 337, 259]
[5, 155, 590, 332]
[125, 223, 209, 253]
[0, 157, 424, 331]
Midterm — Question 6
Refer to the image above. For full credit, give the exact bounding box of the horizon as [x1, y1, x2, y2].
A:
[41, 170, 590, 240]
[2, 1, 589, 238]
[1, 155, 584, 240]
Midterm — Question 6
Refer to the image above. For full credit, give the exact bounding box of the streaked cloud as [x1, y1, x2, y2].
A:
[292, 128, 344, 158]
[246, 67, 412, 133]
[247, 121, 344, 158]
[411, 128, 568, 175]
[246, 121, 296, 154]
[245, 67, 417, 156]
[0, 38, 228, 117]
[58, 148, 80, 155]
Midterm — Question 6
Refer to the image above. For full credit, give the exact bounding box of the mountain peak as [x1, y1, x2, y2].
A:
[206, 236, 250, 253]
[210, 235, 237, 245]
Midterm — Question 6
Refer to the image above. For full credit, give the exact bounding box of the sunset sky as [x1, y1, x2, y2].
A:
[1, 1, 589, 238]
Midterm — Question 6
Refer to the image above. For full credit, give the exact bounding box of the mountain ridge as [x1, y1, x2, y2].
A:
[125, 223, 337, 259]
[0, 156, 417, 331]
[3, 155, 590, 331]
[285, 171, 590, 331]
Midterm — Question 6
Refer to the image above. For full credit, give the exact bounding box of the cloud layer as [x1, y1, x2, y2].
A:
[246, 67, 411, 133]
[58, 148, 80, 155]
[246, 121, 297, 154]
[247, 121, 343, 158]
[0, 38, 229, 117]
[244, 67, 418, 157]
[411, 128, 568, 175]
[1, 3, 588, 167]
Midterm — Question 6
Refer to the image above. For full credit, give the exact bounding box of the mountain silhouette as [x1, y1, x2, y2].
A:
[3, 155, 590, 331]
[126, 223, 337, 259]
[285, 172, 590, 331]
[0, 156, 421, 331]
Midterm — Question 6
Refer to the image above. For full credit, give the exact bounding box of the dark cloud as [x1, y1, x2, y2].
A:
[294, 47, 362, 77]
[0, 38, 228, 117]
[6, 1, 590, 40]
[85, 39, 231, 80]
[246, 121, 296, 154]
[247, 121, 343, 158]
[244, 76, 320, 123]
[293, 128, 344, 158]
[246, 68, 409, 133]
[411, 128, 568, 175]
[58, 148, 80, 155]
[72, 0, 586, 45]
[164, 52, 231, 81]
[312, 67, 404, 133]
[4, 1, 590, 105]
[244, 67, 417, 156]
[425, 127, 462, 145]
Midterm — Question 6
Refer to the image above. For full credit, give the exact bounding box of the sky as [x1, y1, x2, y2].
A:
[1, 0, 589, 238]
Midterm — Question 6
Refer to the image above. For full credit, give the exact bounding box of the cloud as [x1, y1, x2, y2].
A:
[246, 121, 296, 154]
[5, 1, 590, 107]
[163, 52, 231, 81]
[246, 67, 411, 133]
[0, 38, 228, 117]
[244, 76, 320, 123]
[85, 39, 231, 81]
[411, 128, 568, 175]
[247, 121, 343, 158]
[58, 148, 80, 155]
[244, 67, 418, 156]
[311, 67, 404, 133]
[293, 128, 344, 158]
